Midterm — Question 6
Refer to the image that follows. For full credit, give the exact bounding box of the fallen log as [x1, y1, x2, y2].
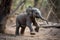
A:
[39, 22, 60, 28]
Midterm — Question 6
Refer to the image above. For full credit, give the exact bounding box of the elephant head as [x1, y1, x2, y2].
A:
[26, 6, 48, 24]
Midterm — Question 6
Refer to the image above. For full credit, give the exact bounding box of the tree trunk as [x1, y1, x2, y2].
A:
[0, 0, 12, 33]
[47, 0, 60, 23]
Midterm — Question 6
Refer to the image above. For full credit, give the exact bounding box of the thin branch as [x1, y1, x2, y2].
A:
[46, 7, 53, 20]
[10, 0, 25, 15]
[50, 0, 56, 8]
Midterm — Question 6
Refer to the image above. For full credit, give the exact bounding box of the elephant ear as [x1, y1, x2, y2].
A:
[26, 6, 33, 15]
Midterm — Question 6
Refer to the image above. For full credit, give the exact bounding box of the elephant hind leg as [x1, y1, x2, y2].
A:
[20, 26, 26, 35]
[15, 26, 20, 35]
[15, 22, 20, 35]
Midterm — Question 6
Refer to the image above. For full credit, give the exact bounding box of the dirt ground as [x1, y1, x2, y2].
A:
[0, 17, 60, 40]
[0, 28, 60, 40]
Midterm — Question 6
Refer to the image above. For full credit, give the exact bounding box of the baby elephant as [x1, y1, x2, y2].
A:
[15, 6, 48, 35]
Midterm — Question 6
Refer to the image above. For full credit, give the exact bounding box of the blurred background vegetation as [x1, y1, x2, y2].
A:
[11, 0, 60, 23]
[11, 0, 48, 13]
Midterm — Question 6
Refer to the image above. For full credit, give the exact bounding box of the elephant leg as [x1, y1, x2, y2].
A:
[34, 24, 39, 32]
[26, 18, 35, 35]
[33, 20, 39, 32]
[28, 25, 35, 35]
[15, 26, 20, 35]
[20, 26, 26, 35]
[34, 23, 39, 32]
[35, 26, 39, 32]
[27, 23, 35, 35]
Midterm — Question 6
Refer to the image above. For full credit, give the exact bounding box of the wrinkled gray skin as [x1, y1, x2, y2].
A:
[15, 6, 48, 35]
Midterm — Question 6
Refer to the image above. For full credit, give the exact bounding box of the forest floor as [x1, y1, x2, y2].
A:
[0, 17, 60, 40]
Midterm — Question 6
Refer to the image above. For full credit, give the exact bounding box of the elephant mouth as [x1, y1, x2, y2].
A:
[36, 16, 40, 18]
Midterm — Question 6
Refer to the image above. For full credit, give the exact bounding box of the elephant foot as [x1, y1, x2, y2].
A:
[30, 32, 35, 35]
[15, 33, 19, 36]
[15, 34, 19, 36]
[20, 33, 24, 36]
[35, 27, 39, 32]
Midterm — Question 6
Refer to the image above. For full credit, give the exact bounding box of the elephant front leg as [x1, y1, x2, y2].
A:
[35, 26, 39, 32]
[20, 26, 26, 35]
[26, 21, 35, 35]
[27, 24, 35, 35]
[33, 21, 39, 32]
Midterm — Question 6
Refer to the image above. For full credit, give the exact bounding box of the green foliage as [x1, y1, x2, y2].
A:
[42, 0, 48, 7]
[12, 0, 20, 9]
[11, 0, 34, 13]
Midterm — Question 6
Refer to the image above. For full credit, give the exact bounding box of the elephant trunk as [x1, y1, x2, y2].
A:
[39, 15, 48, 24]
